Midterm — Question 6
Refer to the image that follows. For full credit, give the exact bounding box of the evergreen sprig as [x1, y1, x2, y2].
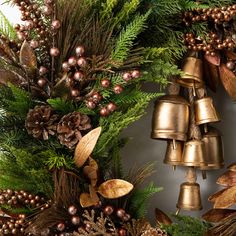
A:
[129, 182, 163, 218]
[0, 10, 17, 40]
[162, 214, 211, 236]
[112, 11, 150, 63]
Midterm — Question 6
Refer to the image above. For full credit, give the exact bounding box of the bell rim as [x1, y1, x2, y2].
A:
[151, 132, 187, 141]
[195, 118, 220, 125]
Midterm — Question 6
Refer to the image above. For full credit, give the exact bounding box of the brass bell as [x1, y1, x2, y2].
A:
[164, 140, 183, 168]
[176, 182, 202, 213]
[200, 127, 224, 170]
[178, 56, 204, 89]
[151, 95, 190, 142]
[182, 140, 206, 167]
[194, 97, 220, 125]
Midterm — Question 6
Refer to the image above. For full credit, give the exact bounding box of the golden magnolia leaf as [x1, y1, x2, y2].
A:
[228, 163, 236, 172]
[98, 179, 133, 199]
[0, 70, 20, 85]
[20, 40, 37, 69]
[155, 208, 172, 226]
[202, 209, 236, 223]
[89, 157, 98, 171]
[208, 188, 228, 203]
[214, 186, 236, 208]
[219, 64, 236, 100]
[74, 127, 102, 168]
[217, 170, 236, 187]
[79, 193, 99, 208]
[204, 53, 221, 66]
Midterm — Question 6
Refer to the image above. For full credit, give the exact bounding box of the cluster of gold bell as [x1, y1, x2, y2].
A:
[151, 52, 224, 213]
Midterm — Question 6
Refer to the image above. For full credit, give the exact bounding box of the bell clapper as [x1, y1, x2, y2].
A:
[186, 167, 197, 183]
[172, 165, 176, 171]
[173, 139, 177, 150]
[193, 84, 196, 97]
[202, 170, 207, 180]
[204, 124, 208, 133]
[175, 208, 180, 215]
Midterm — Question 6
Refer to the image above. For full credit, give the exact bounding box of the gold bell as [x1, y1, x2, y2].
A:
[194, 97, 220, 125]
[200, 127, 224, 170]
[151, 95, 190, 141]
[178, 56, 204, 89]
[176, 182, 202, 213]
[182, 140, 206, 167]
[164, 140, 183, 168]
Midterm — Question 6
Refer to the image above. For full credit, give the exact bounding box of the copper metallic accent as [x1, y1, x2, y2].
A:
[178, 57, 204, 88]
[194, 97, 220, 125]
[182, 140, 206, 167]
[176, 182, 202, 213]
[200, 127, 224, 170]
[164, 140, 183, 167]
[151, 95, 190, 141]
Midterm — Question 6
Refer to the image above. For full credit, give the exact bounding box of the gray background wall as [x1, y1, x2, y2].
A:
[2, 2, 236, 224]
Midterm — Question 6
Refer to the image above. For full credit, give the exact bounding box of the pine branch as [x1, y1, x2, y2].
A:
[101, 0, 118, 20]
[0, 10, 17, 40]
[112, 11, 150, 63]
[128, 182, 163, 218]
[47, 98, 76, 115]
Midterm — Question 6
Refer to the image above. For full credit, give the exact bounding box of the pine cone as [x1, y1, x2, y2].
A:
[141, 227, 167, 236]
[25, 105, 59, 140]
[57, 112, 91, 149]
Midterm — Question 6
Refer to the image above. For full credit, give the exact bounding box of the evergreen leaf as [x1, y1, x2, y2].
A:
[47, 98, 75, 114]
[0, 10, 17, 40]
[112, 11, 150, 63]
[129, 182, 163, 218]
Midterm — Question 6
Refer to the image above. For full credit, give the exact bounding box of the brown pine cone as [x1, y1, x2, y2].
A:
[141, 227, 167, 236]
[25, 105, 59, 140]
[57, 112, 91, 149]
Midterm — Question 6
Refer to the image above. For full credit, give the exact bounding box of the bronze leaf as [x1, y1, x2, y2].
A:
[155, 208, 172, 226]
[214, 186, 236, 209]
[204, 53, 221, 66]
[202, 209, 236, 223]
[0, 69, 21, 86]
[219, 64, 236, 100]
[74, 127, 102, 168]
[217, 170, 236, 187]
[228, 162, 236, 172]
[225, 50, 236, 60]
[97, 179, 133, 199]
[20, 40, 37, 69]
[208, 188, 228, 203]
[79, 193, 99, 208]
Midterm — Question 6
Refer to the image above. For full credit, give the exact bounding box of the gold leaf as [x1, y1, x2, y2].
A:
[217, 170, 236, 187]
[228, 163, 236, 172]
[74, 127, 102, 168]
[214, 186, 236, 208]
[80, 193, 99, 208]
[155, 208, 172, 226]
[52, 73, 71, 99]
[219, 64, 236, 100]
[204, 53, 221, 66]
[20, 40, 37, 69]
[0, 70, 20, 85]
[202, 209, 236, 223]
[208, 188, 228, 203]
[98, 179, 133, 199]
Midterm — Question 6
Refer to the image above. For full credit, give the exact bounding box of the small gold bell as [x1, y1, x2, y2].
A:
[194, 97, 220, 125]
[164, 140, 183, 168]
[176, 182, 202, 213]
[181, 140, 206, 167]
[151, 95, 190, 142]
[178, 56, 204, 89]
[200, 127, 224, 170]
